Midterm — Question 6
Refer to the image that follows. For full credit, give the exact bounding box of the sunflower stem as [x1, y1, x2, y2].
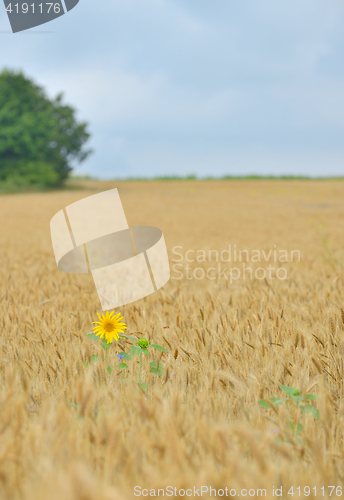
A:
[139, 352, 142, 384]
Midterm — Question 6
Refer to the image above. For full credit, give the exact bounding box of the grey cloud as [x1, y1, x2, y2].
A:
[1, 0, 344, 177]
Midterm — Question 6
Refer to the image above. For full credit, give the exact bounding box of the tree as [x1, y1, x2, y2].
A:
[0, 69, 92, 188]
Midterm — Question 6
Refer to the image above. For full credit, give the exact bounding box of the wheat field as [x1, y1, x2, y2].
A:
[1, 179, 344, 500]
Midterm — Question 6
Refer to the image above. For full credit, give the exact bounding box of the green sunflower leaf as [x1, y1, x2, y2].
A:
[119, 334, 138, 341]
[86, 333, 99, 341]
[300, 405, 320, 420]
[119, 351, 132, 361]
[279, 385, 299, 397]
[90, 355, 101, 364]
[117, 362, 128, 369]
[107, 365, 113, 375]
[139, 382, 148, 391]
[130, 346, 142, 357]
[258, 398, 288, 408]
[290, 422, 303, 435]
[142, 347, 149, 357]
[149, 361, 164, 376]
[150, 344, 168, 352]
[269, 397, 289, 407]
[258, 399, 271, 409]
[100, 338, 112, 350]
[292, 395, 305, 405]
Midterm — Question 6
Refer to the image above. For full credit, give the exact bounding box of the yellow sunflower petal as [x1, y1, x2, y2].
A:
[91, 311, 127, 343]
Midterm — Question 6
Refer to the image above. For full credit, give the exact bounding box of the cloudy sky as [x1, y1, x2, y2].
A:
[1, 0, 344, 178]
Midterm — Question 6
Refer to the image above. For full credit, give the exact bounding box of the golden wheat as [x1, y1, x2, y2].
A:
[0, 180, 343, 499]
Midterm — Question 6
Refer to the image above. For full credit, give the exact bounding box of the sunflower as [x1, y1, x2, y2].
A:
[92, 311, 127, 344]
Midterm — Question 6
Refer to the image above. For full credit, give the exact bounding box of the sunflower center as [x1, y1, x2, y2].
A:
[106, 323, 114, 332]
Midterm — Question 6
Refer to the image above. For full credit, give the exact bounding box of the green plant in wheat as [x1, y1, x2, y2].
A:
[259, 384, 319, 437]
[85, 310, 133, 374]
[117, 337, 168, 391]
[84, 311, 168, 388]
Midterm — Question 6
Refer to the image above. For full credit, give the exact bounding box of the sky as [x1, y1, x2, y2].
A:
[1, 0, 344, 178]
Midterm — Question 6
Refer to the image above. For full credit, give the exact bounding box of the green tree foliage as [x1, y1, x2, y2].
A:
[0, 69, 92, 189]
